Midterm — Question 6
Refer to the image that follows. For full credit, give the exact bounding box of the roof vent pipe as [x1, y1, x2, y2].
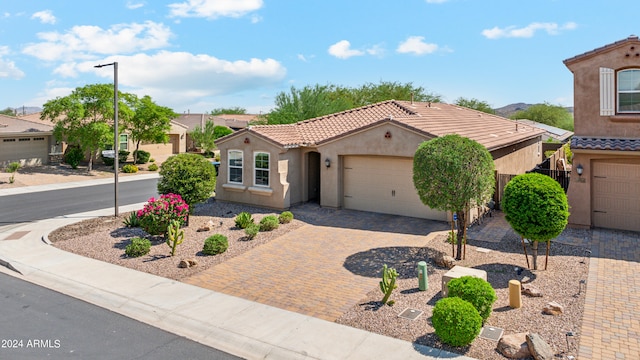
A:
[411, 92, 414, 105]
[516, 119, 518, 131]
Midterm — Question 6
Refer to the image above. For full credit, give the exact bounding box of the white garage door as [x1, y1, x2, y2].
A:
[592, 161, 640, 232]
[343, 156, 447, 221]
[0, 136, 48, 166]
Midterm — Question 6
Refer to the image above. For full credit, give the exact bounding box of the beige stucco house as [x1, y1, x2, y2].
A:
[0, 114, 56, 167]
[214, 100, 545, 221]
[564, 35, 640, 232]
[172, 113, 253, 152]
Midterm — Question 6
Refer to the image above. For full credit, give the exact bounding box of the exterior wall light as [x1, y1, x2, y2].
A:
[576, 164, 583, 176]
[325, 158, 331, 168]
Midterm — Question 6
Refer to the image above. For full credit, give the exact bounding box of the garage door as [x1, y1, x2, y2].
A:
[592, 161, 640, 232]
[343, 156, 447, 220]
[0, 136, 48, 166]
[139, 135, 180, 156]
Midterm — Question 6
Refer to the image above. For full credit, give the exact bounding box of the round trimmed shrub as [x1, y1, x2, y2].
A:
[101, 155, 115, 166]
[122, 164, 138, 173]
[259, 215, 279, 231]
[148, 163, 159, 171]
[244, 223, 260, 240]
[133, 149, 150, 164]
[158, 153, 216, 209]
[279, 211, 294, 224]
[203, 234, 228, 255]
[64, 147, 84, 169]
[125, 237, 151, 258]
[432, 297, 482, 347]
[118, 150, 130, 163]
[447, 275, 497, 321]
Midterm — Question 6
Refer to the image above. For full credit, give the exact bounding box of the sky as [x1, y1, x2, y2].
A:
[1, 0, 638, 115]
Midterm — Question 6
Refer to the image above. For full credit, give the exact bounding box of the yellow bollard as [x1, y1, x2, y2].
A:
[509, 280, 522, 308]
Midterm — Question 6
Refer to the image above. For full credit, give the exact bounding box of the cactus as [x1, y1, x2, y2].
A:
[166, 220, 184, 256]
[379, 264, 398, 305]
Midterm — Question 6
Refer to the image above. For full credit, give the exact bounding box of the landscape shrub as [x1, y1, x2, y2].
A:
[133, 149, 150, 164]
[203, 234, 228, 255]
[122, 164, 138, 173]
[259, 215, 279, 231]
[125, 237, 151, 258]
[5, 162, 20, 184]
[123, 212, 141, 227]
[137, 194, 189, 236]
[447, 275, 497, 321]
[150, 158, 156, 163]
[101, 155, 114, 166]
[118, 150, 130, 163]
[234, 212, 254, 229]
[64, 147, 84, 169]
[157, 153, 216, 210]
[278, 211, 294, 224]
[432, 297, 482, 347]
[148, 163, 159, 171]
[244, 223, 260, 240]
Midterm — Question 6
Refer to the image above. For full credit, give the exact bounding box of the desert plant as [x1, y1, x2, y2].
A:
[101, 154, 115, 166]
[137, 194, 189, 236]
[259, 215, 279, 231]
[118, 150, 130, 163]
[244, 223, 260, 240]
[166, 220, 185, 256]
[234, 212, 254, 229]
[203, 234, 228, 255]
[123, 212, 141, 227]
[125, 237, 151, 258]
[447, 276, 497, 321]
[133, 149, 150, 164]
[379, 264, 398, 305]
[150, 158, 156, 163]
[432, 297, 482, 347]
[5, 162, 20, 184]
[148, 163, 159, 171]
[279, 211, 294, 224]
[64, 147, 84, 169]
[157, 153, 216, 210]
[122, 164, 138, 173]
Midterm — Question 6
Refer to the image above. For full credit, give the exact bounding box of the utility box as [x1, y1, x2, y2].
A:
[417, 261, 428, 291]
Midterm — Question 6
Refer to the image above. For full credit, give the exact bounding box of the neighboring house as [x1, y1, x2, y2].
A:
[0, 114, 58, 167]
[514, 119, 574, 143]
[214, 100, 545, 221]
[173, 113, 253, 151]
[564, 35, 640, 232]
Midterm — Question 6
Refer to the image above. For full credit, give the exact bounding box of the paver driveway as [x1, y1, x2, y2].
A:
[184, 204, 450, 321]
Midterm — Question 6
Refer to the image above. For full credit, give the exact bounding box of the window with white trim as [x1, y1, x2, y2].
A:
[618, 69, 640, 113]
[228, 150, 243, 184]
[119, 134, 128, 151]
[254, 152, 269, 187]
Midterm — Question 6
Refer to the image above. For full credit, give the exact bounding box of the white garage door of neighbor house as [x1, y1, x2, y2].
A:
[343, 156, 447, 221]
[592, 161, 640, 232]
[0, 137, 48, 165]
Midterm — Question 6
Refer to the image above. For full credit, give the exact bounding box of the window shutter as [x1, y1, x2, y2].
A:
[600, 67, 614, 116]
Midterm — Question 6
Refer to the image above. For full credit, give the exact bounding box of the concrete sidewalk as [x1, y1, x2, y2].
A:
[0, 204, 474, 360]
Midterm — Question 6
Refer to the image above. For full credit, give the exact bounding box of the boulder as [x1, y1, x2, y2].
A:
[542, 301, 563, 315]
[434, 252, 455, 269]
[522, 285, 543, 297]
[497, 332, 531, 359]
[178, 259, 190, 268]
[187, 258, 198, 267]
[526, 333, 554, 360]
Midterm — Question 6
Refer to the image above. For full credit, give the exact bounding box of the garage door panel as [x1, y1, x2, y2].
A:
[0, 137, 47, 166]
[592, 162, 640, 232]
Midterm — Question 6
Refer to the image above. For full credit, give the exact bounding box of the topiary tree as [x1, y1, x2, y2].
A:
[413, 134, 495, 260]
[502, 173, 569, 270]
[157, 153, 216, 211]
[447, 276, 497, 322]
[432, 297, 482, 347]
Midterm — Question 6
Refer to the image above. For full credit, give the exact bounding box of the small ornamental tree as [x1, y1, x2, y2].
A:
[413, 134, 495, 260]
[502, 173, 569, 270]
[157, 153, 216, 211]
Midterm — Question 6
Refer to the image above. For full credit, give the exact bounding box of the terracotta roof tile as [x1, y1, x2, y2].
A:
[571, 136, 640, 151]
[0, 115, 54, 134]
[563, 35, 640, 66]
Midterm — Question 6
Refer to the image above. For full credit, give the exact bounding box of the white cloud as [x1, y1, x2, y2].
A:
[366, 44, 385, 57]
[168, 0, 263, 19]
[0, 46, 25, 79]
[22, 21, 173, 61]
[31, 10, 56, 24]
[396, 36, 438, 55]
[482, 22, 578, 39]
[328, 40, 364, 59]
[126, 1, 145, 10]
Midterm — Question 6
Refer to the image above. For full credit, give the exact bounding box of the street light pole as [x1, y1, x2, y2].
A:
[94, 62, 119, 217]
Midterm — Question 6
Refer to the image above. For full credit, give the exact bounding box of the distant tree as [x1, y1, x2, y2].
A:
[213, 125, 233, 139]
[413, 134, 495, 260]
[454, 97, 495, 114]
[267, 81, 441, 124]
[0, 108, 15, 116]
[211, 107, 246, 116]
[127, 95, 176, 164]
[502, 173, 569, 270]
[189, 119, 216, 153]
[41, 84, 134, 171]
[510, 103, 574, 131]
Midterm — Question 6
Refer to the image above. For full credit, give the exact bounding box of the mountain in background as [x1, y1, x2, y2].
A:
[494, 103, 574, 118]
[9, 106, 43, 116]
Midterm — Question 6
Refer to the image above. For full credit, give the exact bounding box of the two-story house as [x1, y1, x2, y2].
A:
[564, 35, 640, 232]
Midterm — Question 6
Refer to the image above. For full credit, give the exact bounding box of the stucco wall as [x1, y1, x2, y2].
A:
[492, 139, 542, 175]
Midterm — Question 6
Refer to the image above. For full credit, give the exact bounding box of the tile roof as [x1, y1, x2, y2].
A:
[571, 136, 640, 152]
[0, 115, 54, 134]
[228, 100, 544, 151]
[563, 35, 640, 66]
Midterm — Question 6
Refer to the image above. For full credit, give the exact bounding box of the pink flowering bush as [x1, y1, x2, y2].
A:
[137, 194, 189, 236]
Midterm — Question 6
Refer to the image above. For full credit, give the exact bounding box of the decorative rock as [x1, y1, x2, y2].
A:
[542, 301, 564, 315]
[178, 259, 190, 268]
[197, 226, 211, 232]
[526, 333, 554, 360]
[497, 332, 531, 359]
[434, 252, 455, 269]
[522, 285, 543, 297]
[187, 258, 198, 267]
